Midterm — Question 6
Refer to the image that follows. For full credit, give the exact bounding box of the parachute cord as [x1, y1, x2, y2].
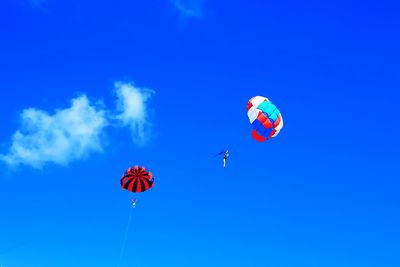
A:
[117, 206, 134, 267]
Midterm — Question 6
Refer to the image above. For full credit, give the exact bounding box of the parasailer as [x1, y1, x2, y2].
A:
[120, 166, 154, 207]
[247, 96, 283, 142]
[131, 198, 137, 208]
[117, 166, 154, 267]
[214, 149, 229, 167]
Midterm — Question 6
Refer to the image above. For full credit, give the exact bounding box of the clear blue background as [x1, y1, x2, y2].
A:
[1, 0, 399, 266]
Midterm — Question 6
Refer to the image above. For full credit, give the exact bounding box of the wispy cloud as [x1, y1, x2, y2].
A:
[173, 0, 204, 19]
[0, 81, 156, 169]
[28, 0, 47, 9]
[0, 96, 107, 169]
[113, 82, 155, 145]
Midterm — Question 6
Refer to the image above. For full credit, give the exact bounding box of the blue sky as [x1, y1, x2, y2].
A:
[1, 0, 399, 266]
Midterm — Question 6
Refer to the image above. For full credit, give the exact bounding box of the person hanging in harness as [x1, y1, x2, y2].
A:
[131, 198, 137, 208]
[214, 149, 230, 168]
[223, 150, 229, 168]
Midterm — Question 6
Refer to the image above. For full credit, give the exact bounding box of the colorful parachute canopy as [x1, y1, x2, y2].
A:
[120, 166, 154, 193]
[247, 96, 283, 142]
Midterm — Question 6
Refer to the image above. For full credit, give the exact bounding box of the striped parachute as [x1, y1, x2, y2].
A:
[120, 166, 154, 193]
[247, 96, 283, 142]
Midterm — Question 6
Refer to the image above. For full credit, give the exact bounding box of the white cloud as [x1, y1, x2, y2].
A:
[113, 82, 155, 145]
[0, 95, 107, 169]
[30, 0, 45, 6]
[0, 81, 156, 169]
[173, 0, 204, 19]
[28, 0, 47, 9]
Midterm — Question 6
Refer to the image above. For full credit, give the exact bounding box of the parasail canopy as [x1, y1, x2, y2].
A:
[247, 96, 283, 142]
[120, 166, 154, 193]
